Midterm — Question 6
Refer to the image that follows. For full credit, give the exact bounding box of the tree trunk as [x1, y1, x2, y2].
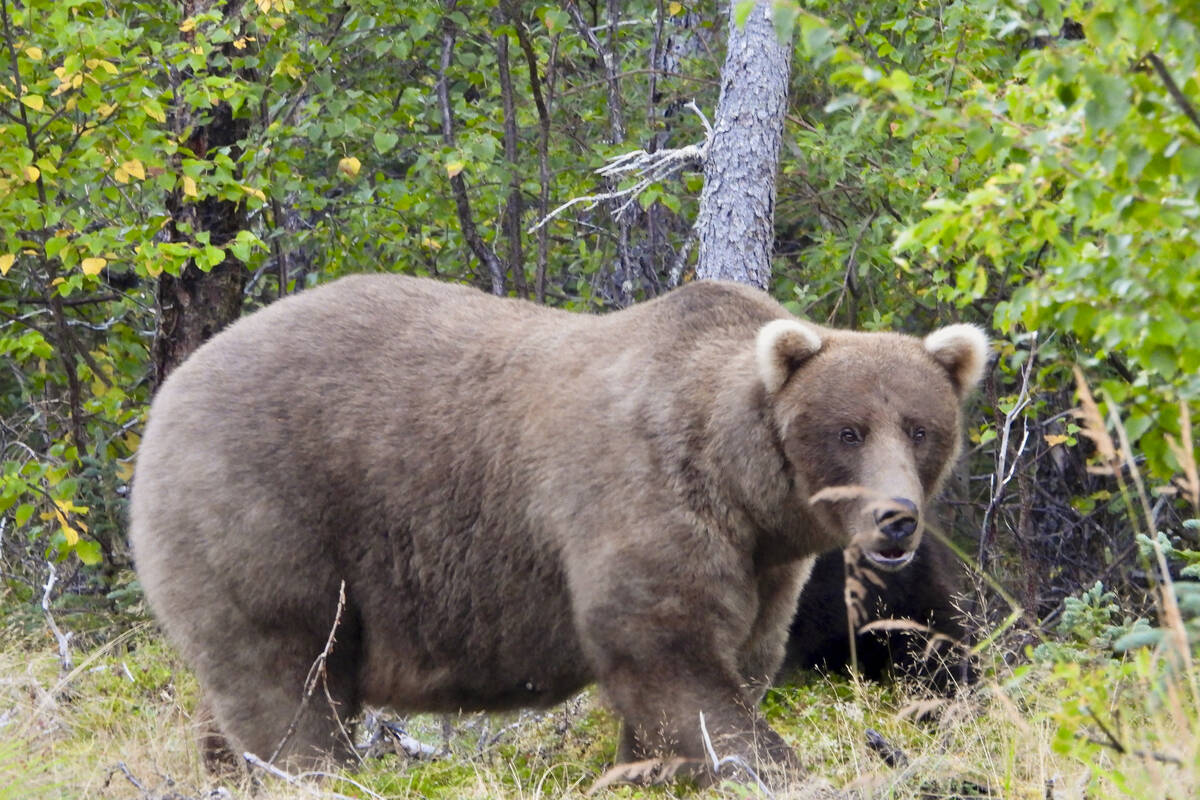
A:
[693, 1, 792, 290]
[153, 1, 249, 384]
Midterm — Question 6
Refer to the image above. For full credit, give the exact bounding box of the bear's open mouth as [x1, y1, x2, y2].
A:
[864, 547, 916, 570]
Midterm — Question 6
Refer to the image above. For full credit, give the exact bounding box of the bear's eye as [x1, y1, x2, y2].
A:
[911, 426, 926, 443]
[839, 427, 863, 445]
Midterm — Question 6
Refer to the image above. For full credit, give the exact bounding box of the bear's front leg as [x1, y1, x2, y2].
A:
[575, 557, 800, 784]
[738, 558, 816, 698]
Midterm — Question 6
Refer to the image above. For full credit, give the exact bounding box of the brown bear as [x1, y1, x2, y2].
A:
[783, 536, 975, 692]
[129, 275, 987, 780]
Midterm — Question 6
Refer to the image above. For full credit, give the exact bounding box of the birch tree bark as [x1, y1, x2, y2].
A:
[693, 2, 793, 290]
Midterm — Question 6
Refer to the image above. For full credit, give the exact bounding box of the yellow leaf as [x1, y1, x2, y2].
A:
[20, 94, 44, 111]
[97, 103, 116, 118]
[180, 17, 196, 32]
[668, 1, 682, 14]
[81, 257, 107, 276]
[51, 501, 84, 546]
[0, 253, 14, 275]
[116, 460, 135, 481]
[337, 156, 361, 178]
[23, 165, 40, 182]
[51, 277, 65, 286]
[182, 175, 198, 197]
[114, 165, 130, 184]
[25, 46, 43, 60]
[256, 0, 271, 11]
[52, 79, 72, 97]
[121, 159, 146, 181]
[240, 183, 266, 202]
[1044, 434, 1070, 447]
[234, 37, 248, 49]
[445, 160, 465, 178]
[142, 101, 166, 123]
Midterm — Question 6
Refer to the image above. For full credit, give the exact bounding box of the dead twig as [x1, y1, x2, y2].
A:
[1143, 52, 1200, 135]
[979, 333, 1038, 568]
[1081, 705, 1182, 765]
[437, 2, 508, 295]
[269, 580, 352, 765]
[528, 101, 711, 233]
[243, 751, 383, 800]
[698, 711, 775, 798]
[864, 728, 909, 767]
[380, 720, 439, 759]
[41, 561, 73, 672]
[108, 761, 146, 793]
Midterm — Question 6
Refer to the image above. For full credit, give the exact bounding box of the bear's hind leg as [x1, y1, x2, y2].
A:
[194, 624, 363, 772]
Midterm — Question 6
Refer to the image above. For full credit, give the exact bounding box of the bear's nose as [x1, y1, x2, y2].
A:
[874, 497, 919, 542]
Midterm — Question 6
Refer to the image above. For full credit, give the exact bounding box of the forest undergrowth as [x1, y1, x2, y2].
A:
[2, 607, 1198, 800]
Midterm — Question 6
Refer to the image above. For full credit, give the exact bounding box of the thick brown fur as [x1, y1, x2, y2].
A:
[130, 276, 986, 777]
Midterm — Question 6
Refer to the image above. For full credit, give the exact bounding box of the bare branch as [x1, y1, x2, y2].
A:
[41, 562, 74, 673]
[865, 728, 909, 767]
[697, 712, 774, 798]
[564, 0, 624, 143]
[1143, 52, 1200, 134]
[380, 721, 439, 759]
[17, 293, 122, 307]
[269, 580, 352, 765]
[501, 0, 554, 302]
[437, 2, 507, 296]
[243, 751, 383, 800]
[528, 102, 710, 234]
[979, 333, 1038, 569]
[495, 31, 527, 299]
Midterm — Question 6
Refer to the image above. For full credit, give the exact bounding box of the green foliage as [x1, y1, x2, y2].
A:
[0, 0, 704, 582]
[774, 0, 1199, 479]
[1033, 581, 1154, 661]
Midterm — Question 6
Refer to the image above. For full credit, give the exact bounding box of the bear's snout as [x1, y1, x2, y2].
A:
[874, 497, 918, 543]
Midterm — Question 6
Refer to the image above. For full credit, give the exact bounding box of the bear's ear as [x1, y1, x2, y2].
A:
[756, 319, 823, 395]
[923, 324, 990, 397]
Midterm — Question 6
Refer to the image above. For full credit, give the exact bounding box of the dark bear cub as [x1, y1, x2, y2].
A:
[783, 536, 975, 692]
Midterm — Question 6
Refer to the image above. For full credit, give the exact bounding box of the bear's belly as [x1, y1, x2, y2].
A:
[359, 624, 592, 713]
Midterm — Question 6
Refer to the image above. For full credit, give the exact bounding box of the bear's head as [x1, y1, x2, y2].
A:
[756, 319, 988, 570]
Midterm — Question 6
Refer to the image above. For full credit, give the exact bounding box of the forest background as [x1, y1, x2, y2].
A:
[2, 0, 1199, 798]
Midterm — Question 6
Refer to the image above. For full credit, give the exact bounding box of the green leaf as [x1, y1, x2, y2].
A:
[1083, 69, 1129, 131]
[74, 539, 103, 566]
[374, 130, 399, 155]
[771, 1, 799, 42]
[733, 0, 756, 29]
[543, 8, 569, 34]
[15, 503, 35, 528]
